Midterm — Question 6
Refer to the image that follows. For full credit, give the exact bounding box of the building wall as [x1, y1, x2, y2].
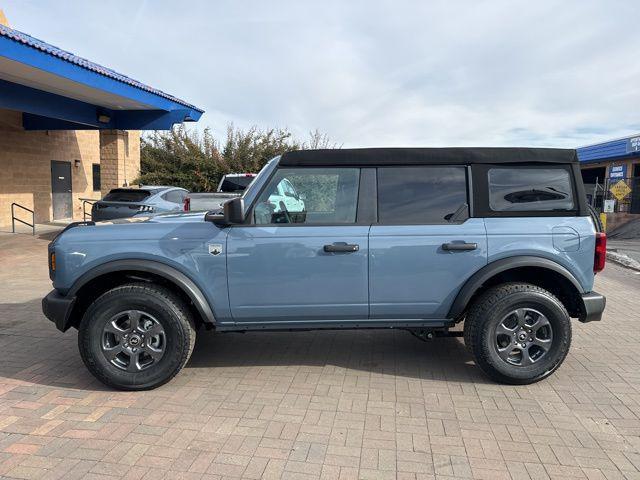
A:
[0, 109, 140, 230]
[581, 157, 640, 181]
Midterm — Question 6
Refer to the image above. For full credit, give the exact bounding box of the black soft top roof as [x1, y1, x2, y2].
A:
[280, 148, 578, 167]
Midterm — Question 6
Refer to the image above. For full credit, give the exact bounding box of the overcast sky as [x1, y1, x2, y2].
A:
[4, 0, 639, 148]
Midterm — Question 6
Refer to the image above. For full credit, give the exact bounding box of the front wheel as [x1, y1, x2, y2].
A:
[464, 283, 571, 384]
[78, 283, 196, 390]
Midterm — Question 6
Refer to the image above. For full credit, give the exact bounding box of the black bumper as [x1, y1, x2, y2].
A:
[579, 291, 606, 323]
[42, 290, 76, 332]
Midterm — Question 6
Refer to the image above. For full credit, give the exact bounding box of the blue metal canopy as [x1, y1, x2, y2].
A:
[577, 134, 640, 164]
[0, 24, 203, 130]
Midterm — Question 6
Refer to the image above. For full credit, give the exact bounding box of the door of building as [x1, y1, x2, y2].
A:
[51, 161, 72, 220]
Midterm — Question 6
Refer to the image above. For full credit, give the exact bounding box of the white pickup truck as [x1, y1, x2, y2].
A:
[184, 173, 256, 212]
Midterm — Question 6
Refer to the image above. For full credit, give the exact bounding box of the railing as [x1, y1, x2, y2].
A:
[11, 203, 35, 235]
[81, 199, 96, 221]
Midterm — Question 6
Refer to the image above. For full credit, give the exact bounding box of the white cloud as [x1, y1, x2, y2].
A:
[4, 0, 640, 147]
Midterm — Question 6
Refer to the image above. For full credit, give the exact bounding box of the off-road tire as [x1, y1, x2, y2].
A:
[78, 283, 196, 390]
[463, 283, 571, 384]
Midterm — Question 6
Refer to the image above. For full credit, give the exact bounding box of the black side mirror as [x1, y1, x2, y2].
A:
[224, 197, 245, 224]
[205, 197, 245, 226]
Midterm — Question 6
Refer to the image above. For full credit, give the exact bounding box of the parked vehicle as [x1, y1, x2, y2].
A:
[92, 186, 188, 221]
[43, 148, 606, 390]
[184, 173, 256, 212]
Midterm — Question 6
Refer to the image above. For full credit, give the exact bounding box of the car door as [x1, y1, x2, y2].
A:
[227, 167, 369, 324]
[369, 166, 488, 319]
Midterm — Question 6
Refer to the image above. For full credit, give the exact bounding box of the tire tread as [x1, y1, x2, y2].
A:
[78, 282, 196, 390]
[463, 282, 571, 384]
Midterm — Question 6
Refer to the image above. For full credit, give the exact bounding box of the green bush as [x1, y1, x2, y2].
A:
[136, 124, 335, 192]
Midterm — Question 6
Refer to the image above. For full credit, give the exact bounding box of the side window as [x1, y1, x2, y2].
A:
[488, 168, 574, 212]
[92, 164, 101, 192]
[163, 190, 185, 204]
[377, 167, 468, 224]
[253, 168, 360, 225]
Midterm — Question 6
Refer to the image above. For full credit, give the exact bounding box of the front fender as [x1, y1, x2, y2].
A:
[67, 259, 216, 324]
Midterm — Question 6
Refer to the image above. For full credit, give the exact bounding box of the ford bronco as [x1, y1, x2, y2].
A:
[42, 148, 606, 390]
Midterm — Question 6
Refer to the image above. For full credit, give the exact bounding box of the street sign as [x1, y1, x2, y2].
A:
[603, 199, 615, 212]
[609, 180, 632, 201]
[627, 136, 640, 153]
[609, 164, 627, 179]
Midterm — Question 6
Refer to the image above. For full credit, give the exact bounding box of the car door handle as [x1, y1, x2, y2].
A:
[442, 242, 477, 251]
[324, 242, 359, 253]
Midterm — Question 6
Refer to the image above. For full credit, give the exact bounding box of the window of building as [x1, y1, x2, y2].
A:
[253, 168, 360, 225]
[488, 168, 574, 212]
[377, 167, 468, 224]
[92, 164, 101, 192]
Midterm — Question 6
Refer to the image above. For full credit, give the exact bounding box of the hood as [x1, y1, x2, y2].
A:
[52, 211, 217, 246]
[94, 210, 207, 225]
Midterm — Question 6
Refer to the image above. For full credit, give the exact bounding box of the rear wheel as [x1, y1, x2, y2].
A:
[78, 283, 196, 390]
[464, 283, 571, 384]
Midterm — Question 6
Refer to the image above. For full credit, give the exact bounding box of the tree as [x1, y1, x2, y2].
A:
[136, 124, 337, 191]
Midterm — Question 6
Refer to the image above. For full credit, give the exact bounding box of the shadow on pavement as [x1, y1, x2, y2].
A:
[0, 299, 489, 390]
[186, 328, 489, 384]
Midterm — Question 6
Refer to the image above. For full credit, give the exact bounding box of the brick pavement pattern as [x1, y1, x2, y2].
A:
[1, 231, 640, 480]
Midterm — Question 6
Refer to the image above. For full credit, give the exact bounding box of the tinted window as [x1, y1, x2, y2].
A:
[377, 167, 468, 224]
[163, 190, 186, 203]
[489, 168, 574, 212]
[92, 164, 101, 192]
[253, 168, 360, 224]
[103, 189, 150, 202]
[220, 176, 255, 192]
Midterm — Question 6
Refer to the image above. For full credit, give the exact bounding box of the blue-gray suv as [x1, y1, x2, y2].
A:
[42, 148, 607, 390]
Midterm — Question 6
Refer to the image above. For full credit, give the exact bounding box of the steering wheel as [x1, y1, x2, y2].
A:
[278, 201, 292, 223]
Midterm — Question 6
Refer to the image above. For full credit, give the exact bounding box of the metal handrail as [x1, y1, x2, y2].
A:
[11, 202, 35, 235]
[81, 199, 96, 221]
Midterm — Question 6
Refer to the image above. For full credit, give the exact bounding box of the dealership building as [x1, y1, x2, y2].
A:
[577, 134, 640, 230]
[0, 16, 203, 230]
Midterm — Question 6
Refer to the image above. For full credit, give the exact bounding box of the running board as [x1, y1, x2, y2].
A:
[215, 318, 455, 332]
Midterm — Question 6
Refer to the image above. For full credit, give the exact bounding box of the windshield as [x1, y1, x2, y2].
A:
[219, 175, 255, 193]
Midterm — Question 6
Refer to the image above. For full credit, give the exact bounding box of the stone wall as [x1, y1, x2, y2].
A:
[0, 109, 140, 230]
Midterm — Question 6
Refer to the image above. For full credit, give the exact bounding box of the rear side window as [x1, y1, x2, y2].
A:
[377, 167, 468, 224]
[488, 168, 574, 212]
[103, 189, 151, 202]
[163, 190, 186, 203]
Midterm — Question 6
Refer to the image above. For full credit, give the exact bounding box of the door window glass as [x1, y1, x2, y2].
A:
[377, 167, 468, 224]
[253, 168, 360, 224]
[488, 168, 574, 211]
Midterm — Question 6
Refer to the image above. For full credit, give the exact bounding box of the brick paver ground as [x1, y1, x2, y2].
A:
[1, 231, 640, 480]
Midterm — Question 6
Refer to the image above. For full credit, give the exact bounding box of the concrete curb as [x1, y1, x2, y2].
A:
[607, 250, 640, 272]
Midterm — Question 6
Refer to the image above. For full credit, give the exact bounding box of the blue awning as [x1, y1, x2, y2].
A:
[577, 134, 640, 164]
[0, 24, 203, 130]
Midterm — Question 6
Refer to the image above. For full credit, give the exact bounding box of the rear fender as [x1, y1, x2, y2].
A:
[448, 256, 585, 319]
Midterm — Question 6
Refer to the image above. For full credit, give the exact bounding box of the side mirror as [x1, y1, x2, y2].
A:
[205, 197, 245, 226]
[224, 197, 245, 224]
